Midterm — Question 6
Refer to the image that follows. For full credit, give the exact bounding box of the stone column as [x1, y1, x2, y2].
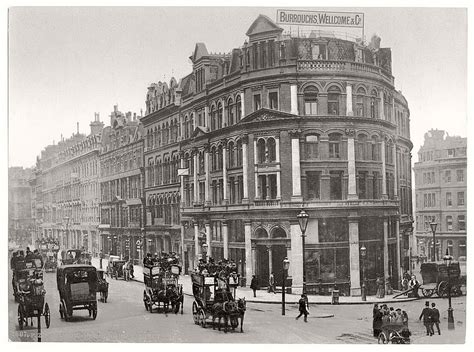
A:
[244, 221, 253, 282]
[222, 143, 228, 203]
[179, 154, 185, 205]
[275, 136, 280, 163]
[240, 92, 245, 118]
[180, 224, 186, 269]
[348, 216, 361, 296]
[205, 106, 209, 129]
[346, 129, 357, 200]
[393, 144, 398, 199]
[276, 172, 281, 199]
[267, 246, 273, 276]
[290, 222, 303, 294]
[346, 83, 354, 116]
[290, 84, 298, 115]
[381, 139, 387, 199]
[204, 147, 210, 205]
[290, 131, 302, 201]
[251, 245, 257, 276]
[222, 221, 229, 259]
[242, 135, 249, 202]
[383, 218, 389, 291]
[379, 90, 385, 120]
[194, 221, 199, 259]
[193, 151, 198, 202]
[395, 219, 401, 289]
[205, 221, 211, 258]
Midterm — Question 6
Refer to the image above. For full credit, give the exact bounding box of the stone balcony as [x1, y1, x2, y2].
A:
[297, 59, 394, 85]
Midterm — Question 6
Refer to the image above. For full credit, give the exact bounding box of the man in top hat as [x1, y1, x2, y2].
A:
[419, 301, 434, 336]
[296, 294, 309, 322]
[431, 302, 441, 335]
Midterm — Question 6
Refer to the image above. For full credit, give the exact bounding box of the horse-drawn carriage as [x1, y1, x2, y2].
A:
[97, 269, 109, 303]
[57, 264, 98, 321]
[419, 261, 463, 298]
[61, 249, 91, 266]
[106, 255, 128, 280]
[40, 242, 60, 271]
[191, 271, 246, 333]
[377, 322, 411, 344]
[143, 262, 183, 314]
[14, 258, 51, 330]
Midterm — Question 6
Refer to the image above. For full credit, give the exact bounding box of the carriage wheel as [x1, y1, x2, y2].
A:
[192, 301, 199, 324]
[199, 309, 207, 328]
[18, 305, 25, 330]
[422, 288, 434, 297]
[44, 303, 51, 328]
[378, 332, 389, 344]
[437, 281, 449, 297]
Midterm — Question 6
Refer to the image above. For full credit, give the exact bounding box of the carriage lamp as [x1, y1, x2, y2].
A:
[443, 249, 455, 330]
[430, 222, 438, 261]
[360, 245, 367, 301]
[297, 209, 309, 294]
[282, 257, 290, 315]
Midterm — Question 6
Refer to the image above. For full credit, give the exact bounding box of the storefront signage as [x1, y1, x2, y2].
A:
[277, 9, 364, 28]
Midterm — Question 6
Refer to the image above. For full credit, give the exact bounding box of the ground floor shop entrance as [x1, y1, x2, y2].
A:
[255, 243, 288, 287]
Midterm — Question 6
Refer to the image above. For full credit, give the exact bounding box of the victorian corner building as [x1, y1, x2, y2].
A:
[414, 130, 467, 262]
[30, 14, 414, 296]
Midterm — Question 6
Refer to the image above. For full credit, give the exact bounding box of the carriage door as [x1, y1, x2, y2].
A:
[256, 245, 269, 287]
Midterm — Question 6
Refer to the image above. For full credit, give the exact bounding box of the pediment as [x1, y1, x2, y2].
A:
[240, 108, 298, 123]
[191, 125, 209, 138]
[246, 15, 283, 37]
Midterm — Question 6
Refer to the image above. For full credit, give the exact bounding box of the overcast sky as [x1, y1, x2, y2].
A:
[8, 6, 467, 168]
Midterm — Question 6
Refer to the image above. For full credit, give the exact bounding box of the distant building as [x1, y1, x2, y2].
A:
[414, 129, 467, 261]
[35, 117, 103, 255]
[142, 14, 414, 295]
[98, 106, 145, 260]
[8, 167, 34, 246]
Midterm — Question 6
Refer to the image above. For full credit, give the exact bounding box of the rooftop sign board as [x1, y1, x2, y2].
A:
[277, 9, 364, 28]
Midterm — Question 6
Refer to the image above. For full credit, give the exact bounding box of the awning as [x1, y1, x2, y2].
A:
[126, 199, 143, 206]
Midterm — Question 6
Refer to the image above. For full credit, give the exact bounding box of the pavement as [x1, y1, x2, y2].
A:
[91, 257, 419, 305]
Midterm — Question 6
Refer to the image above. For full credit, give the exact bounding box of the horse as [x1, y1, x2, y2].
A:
[169, 285, 184, 314]
[229, 298, 246, 332]
[212, 301, 237, 333]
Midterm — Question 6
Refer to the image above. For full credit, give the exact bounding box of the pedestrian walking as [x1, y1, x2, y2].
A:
[250, 275, 259, 297]
[431, 303, 441, 335]
[373, 304, 383, 337]
[376, 276, 385, 298]
[419, 301, 434, 336]
[296, 294, 309, 322]
[268, 272, 276, 293]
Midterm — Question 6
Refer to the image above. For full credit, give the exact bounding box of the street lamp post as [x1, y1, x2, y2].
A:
[360, 245, 367, 301]
[297, 210, 309, 294]
[282, 257, 290, 315]
[430, 222, 438, 261]
[443, 249, 455, 330]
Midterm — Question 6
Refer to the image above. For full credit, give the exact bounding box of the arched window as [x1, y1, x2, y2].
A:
[305, 134, 319, 159]
[257, 138, 266, 163]
[255, 228, 268, 238]
[228, 141, 235, 168]
[327, 86, 341, 115]
[236, 95, 242, 122]
[267, 138, 276, 162]
[217, 145, 223, 170]
[227, 98, 235, 126]
[217, 102, 223, 129]
[270, 227, 286, 238]
[304, 86, 319, 115]
[199, 151, 205, 174]
[157, 126, 161, 146]
[370, 89, 378, 118]
[211, 106, 217, 131]
[211, 146, 217, 171]
[356, 87, 366, 117]
[237, 140, 243, 166]
[184, 116, 189, 139]
[357, 134, 367, 160]
[157, 159, 162, 185]
[371, 135, 380, 161]
[149, 161, 155, 186]
[329, 133, 342, 159]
